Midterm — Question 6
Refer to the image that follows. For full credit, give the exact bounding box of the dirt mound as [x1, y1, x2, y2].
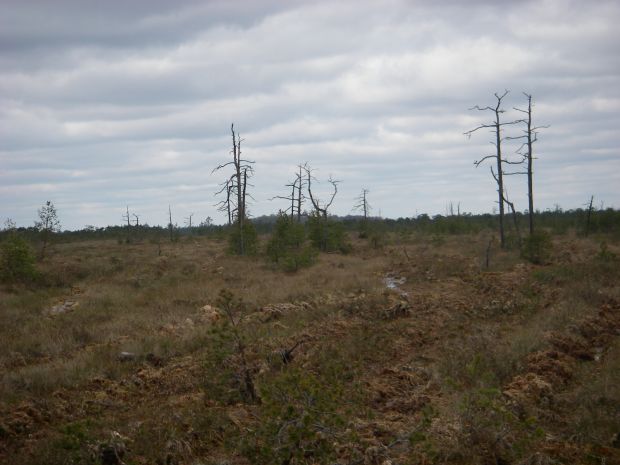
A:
[503, 300, 620, 410]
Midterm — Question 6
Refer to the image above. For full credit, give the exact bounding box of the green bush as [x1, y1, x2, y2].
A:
[307, 213, 351, 253]
[204, 289, 258, 405]
[521, 231, 553, 264]
[0, 235, 38, 283]
[228, 221, 258, 255]
[244, 369, 346, 465]
[266, 214, 317, 271]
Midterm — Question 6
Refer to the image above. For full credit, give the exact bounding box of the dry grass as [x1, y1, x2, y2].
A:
[0, 235, 389, 404]
[1, 230, 619, 465]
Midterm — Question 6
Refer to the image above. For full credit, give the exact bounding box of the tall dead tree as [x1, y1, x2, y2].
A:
[465, 90, 519, 249]
[354, 188, 371, 220]
[304, 165, 341, 251]
[295, 164, 306, 222]
[213, 124, 255, 255]
[185, 213, 194, 232]
[511, 93, 547, 235]
[585, 195, 594, 237]
[122, 206, 131, 228]
[215, 178, 235, 226]
[304, 164, 339, 219]
[168, 205, 174, 242]
[491, 171, 522, 246]
[271, 164, 306, 221]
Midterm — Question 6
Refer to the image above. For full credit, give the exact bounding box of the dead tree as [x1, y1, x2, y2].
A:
[295, 164, 306, 222]
[168, 205, 174, 242]
[303, 165, 341, 251]
[215, 177, 235, 226]
[585, 195, 594, 237]
[270, 183, 296, 218]
[491, 168, 522, 246]
[304, 164, 339, 219]
[185, 213, 194, 229]
[271, 164, 306, 221]
[122, 206, 131, 228]
[510, 93, 548, 235]
[465, 90, 519, 248]
[213, 124, 255, 255]
[132, 213, 140, 227]
[446, 201, 461, 217]
[354, 189, 371, 220]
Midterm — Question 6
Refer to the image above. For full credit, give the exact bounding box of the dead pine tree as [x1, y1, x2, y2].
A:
[510, 93, 548, 235]
[132, 213, 140, 227]
[465, 90, 520, 249]
[215, 177, 235, 226]
[304, 164, 339, 219]
[270, 164, 306, 221]
[354, 188, 372, 238]
[491, 170, 522, 247]
[122, 206, 131, 228]
[185, 213, 194, 231]
[354, 188, 371, 220]
[168, 205, 175, 242]
[585, 195, 594, 237]
[304, 164, 341, 251]
[294, 163, 307, 222]
[213, 124, 255, 255]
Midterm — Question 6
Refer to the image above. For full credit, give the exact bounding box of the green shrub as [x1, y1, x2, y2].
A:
[228, 221, 258, 255]
[521, 231, 552, 264]
[0, 235, 38, 283]
[597, 241, 617, 262]
[266, 214, 317, 271]
[203, 289, 258, 405]
[244, 368, 347, 465]
[307, 213, 351, 253]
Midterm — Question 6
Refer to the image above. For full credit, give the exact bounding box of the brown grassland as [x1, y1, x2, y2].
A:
[0, 230, 619, 464]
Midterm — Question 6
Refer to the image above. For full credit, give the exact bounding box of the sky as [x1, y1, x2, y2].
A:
[1, 0, 619, 229]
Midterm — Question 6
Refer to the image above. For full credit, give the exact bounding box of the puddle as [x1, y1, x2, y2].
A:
[46, 300, 79, 316]
[384, 275, 408, 297]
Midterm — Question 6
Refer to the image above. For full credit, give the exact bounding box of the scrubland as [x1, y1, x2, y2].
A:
[0, 229, 619, 465]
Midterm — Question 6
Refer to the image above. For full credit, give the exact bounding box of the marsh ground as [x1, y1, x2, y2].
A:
[1, 231, 619, 464]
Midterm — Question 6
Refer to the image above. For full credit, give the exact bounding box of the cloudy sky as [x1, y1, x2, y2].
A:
[1, 0, 619, 229]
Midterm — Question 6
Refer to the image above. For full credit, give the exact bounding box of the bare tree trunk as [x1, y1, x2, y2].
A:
[213, 124, 254, 255]
[494, 105, 506, 248]
[168, 205, 174, 242]
[585, 195, 594, 237]
[297, 164, 303, 221]
[512, 93, 548, 236]
[227, 182, 232, 226]
[290, 179, 296, 219]
[504, 193, 522, 247]
[123, 205, 131, 228]
[485, 238, 493, 269]
[466, 91, 518, 249]
[525, 95, 534, 235]
[232, 126, 245, 255]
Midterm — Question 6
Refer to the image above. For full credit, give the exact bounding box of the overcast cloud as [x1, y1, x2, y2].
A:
[1, 0, 619, 229]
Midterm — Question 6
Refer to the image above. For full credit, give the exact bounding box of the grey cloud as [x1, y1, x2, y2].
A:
[1, 0, 619, 229]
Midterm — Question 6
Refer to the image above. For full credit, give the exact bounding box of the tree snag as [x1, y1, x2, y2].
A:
[465, 90, 519, 248]
[511, 93, 548, 235]
[213, 124, 255, 255]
